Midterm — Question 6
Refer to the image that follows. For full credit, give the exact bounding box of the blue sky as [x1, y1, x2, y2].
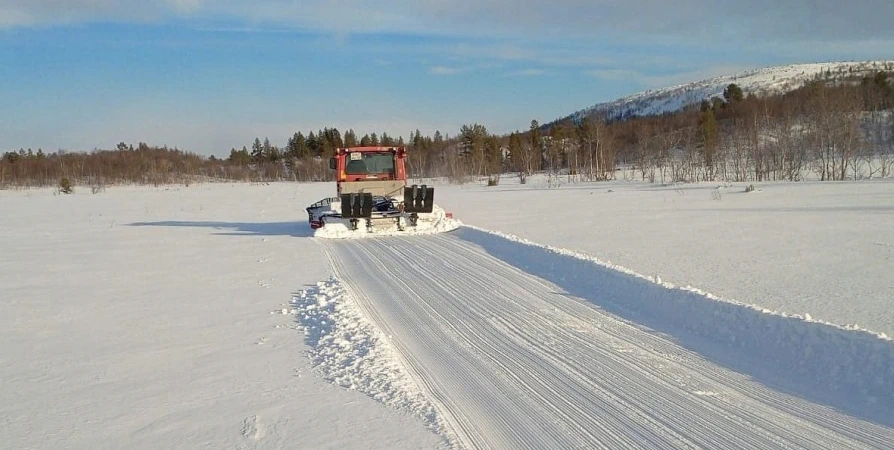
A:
[2, 1, 893, 157]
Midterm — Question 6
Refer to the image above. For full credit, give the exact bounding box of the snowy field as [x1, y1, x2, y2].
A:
[438, 175, 894, 338]
[0, 183, 445, 449]
[1, 176, 892, 448]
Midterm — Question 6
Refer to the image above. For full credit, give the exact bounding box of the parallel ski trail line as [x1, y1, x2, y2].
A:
[399, 238, 797, 449]
[347, 241, 576, 448]
[384, 239, 696, 449]
[411, 236, 878, 449]
[320, 233, 894, 450]
[423, 236, 875, 449]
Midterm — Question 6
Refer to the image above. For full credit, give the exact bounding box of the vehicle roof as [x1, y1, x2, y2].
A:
[338, 146, 404, 153]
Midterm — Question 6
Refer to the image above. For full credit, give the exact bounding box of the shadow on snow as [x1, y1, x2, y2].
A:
[128, 221, 314, 237]
[454, 226, 894, 428]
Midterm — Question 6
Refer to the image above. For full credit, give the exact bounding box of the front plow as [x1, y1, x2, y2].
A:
[306, 184, 460, 239]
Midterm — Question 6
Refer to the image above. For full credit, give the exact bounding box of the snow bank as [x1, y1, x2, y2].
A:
[456, 226, 894, 421]
[313, 204, 462, 239]
[291, 278, 444, 431]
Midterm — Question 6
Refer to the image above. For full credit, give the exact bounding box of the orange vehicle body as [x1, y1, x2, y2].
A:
[329, 146, 409, 195]
[307, 145, 434, 231]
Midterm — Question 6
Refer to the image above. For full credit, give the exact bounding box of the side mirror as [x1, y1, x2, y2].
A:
[328, 157, 336, 170]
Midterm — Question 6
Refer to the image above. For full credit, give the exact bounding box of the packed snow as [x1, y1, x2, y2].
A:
[454, 226, 893, 416]
[322, 231, 893, 448]
[1, 176, 892, 449]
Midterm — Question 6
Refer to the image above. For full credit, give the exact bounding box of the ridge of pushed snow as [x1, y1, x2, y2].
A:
[290, 278, 444, 431]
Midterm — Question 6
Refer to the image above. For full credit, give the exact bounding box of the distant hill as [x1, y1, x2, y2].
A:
[562, 60, 894, 124]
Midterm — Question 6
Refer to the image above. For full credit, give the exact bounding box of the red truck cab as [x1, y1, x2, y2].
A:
[329, 146, 408, 196]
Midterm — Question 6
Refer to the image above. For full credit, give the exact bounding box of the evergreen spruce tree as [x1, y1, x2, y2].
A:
[295, 132, 309, 159]
[723, 83, 744, 103]
[306, 132, 319, 157]
[251, 137, 263, 162]
[344, 129, 358, 147]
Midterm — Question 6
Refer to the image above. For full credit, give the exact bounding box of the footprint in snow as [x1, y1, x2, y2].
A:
[241, 415, 264, 440]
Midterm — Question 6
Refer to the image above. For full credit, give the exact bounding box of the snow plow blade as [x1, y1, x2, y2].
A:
[403, 185, 434, 213]
[340, 193, 374, 218]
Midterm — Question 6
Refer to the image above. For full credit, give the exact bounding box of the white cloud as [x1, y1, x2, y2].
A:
[585, 68, 643, 81]
[0, 8, 31, 27]
[586, 64, 757, 89]
[3, 0, 894, 45]
[429, 66, 464, 75]
[507, 69, 546, 76]
[167, 0, 205, 14]
[427, 61, 504, 75]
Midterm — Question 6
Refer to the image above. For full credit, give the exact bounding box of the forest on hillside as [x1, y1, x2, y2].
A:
[2, 70, 893, 189]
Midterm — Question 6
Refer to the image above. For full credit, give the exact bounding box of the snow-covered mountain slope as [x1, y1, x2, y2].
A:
[567, 60, 894, 122]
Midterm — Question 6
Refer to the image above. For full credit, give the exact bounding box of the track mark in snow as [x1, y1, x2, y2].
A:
[458, 225, 894, 416]
[316, 231, 894, 450]
[240, 415, 264, 440]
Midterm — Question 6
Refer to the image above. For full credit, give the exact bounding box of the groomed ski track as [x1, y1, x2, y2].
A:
[320, 229, 894, 450]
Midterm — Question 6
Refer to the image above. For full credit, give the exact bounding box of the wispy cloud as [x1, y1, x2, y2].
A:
[585, 69, 642, 81]
[4, 0, 894, 44]
[586, 64, 757, 89]
[427, 60, 505, 75]
[167, 0, 205, 14]
[0, 9, 30, 27]
[506, 69, 546, 77]
[429, 66, 464, 75]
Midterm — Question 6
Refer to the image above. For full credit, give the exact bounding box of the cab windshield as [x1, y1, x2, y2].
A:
[345, 152, 395, 175]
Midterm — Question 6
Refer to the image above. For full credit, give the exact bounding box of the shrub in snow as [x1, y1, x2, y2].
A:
[59, 177, 73, 194]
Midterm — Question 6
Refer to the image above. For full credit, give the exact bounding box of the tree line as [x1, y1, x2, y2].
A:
[2, 71, 892, 189]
